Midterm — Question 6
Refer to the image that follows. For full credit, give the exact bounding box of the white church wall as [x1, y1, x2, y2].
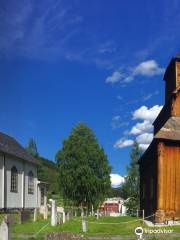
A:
[0, 154, 3, 209]
[24, 163, 37, 208]
[37, 183, 41, 208]
[6, 156, 23, 208]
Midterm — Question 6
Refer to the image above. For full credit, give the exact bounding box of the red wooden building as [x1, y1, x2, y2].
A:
[139, 54, 180, 223]
[100, 197, 126, 215]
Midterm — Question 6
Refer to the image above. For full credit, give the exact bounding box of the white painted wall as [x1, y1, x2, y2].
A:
[5, 156, 23, 208]
[0, 154, 3, 208]
[24, 163, 37, 208]
[0, 153, 38, 209]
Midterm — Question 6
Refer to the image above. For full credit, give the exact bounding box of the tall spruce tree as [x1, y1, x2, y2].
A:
[26, 138, 39, 157]
[121, 141, 142, 214]
[56, 123, 111, 210]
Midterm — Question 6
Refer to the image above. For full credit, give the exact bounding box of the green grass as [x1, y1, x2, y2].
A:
[11, 216, 180, 240]
[0, 213, 5, 224]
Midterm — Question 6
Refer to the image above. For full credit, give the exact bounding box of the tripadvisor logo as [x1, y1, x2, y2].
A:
[135, 226, 174, 239]
[135, 227, 144, 239]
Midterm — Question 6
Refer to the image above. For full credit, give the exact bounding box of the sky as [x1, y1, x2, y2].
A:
[1, 0, 180, 187]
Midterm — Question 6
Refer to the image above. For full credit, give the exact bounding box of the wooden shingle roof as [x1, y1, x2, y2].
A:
[0, 132, 38, 165]
[155, 117, 180, 141]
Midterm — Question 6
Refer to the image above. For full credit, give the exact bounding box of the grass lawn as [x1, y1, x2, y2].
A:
[12, 216, 180, 240]
[0, 213, 5, 224]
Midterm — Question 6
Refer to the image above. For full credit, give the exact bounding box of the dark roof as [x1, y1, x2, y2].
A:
[0, 132, 38, 165]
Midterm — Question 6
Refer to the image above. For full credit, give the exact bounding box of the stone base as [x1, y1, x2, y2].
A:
[155, 210, 180, 223]
[155, 210, 165, 223]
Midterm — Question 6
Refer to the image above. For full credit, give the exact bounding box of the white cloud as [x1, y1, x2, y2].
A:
[136, 132, 153, 151]
[110, 174, 125, 188]
[106, 60, 164, 84]
[114, 104, 163, 151]
[139, 144, 150, 151]
[114, 138, 134, 148]
[130, 105, 162, 150]
[133, 60, 165, 76]
[130, 120, 153, 135]
[106, 71, 124, 83]
[132, 105, 163, 122]
[136, 133, 153, 145]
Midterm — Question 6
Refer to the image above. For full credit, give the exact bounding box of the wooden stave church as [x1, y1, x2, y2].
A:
[139, 55, 180, 223]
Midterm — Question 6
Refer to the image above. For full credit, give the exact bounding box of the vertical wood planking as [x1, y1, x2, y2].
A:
[157, 142, 165, 210]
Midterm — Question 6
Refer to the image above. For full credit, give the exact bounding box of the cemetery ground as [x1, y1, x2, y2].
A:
[10, 215, 180, 240]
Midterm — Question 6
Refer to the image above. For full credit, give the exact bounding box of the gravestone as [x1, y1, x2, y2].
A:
[33, 208, 37, 222]
[96, 209, 99, 219]
[57, 207, 65, 224]
[82, 219, 88, 232]
[44, 205, 48, 220]
[62, 211, 65, 223]
[0, 220, 10, 240]
[51, 200, 57, 226]
[66, 212, 70, 221]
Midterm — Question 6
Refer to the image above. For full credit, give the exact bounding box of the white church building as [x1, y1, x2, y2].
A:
[0, 132, 47, 210]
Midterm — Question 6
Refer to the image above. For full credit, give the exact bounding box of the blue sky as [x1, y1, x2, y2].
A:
[1, 0, 180, 187]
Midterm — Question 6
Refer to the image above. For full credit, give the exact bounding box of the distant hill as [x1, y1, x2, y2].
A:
[37, 157, 59, 195]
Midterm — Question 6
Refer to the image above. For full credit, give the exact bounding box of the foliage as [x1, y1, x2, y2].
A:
[56, 123, 111, 210]
[37, 157, 59, 195]
[26, 138, 59, 195]
[26, 138, 39, 157]
[110, 186, 128, 200]
[121, 141, 142, 213]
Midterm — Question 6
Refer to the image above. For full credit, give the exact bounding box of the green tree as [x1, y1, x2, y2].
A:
[56, 123, 111, 210]
[121, 141, 142, 214]
[26, 138, 39, 157]
[110, 186, 128, 199]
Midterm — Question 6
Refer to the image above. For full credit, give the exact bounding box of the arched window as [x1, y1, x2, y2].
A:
[11, 166, 18, 192]
[28, 171, 34, 194]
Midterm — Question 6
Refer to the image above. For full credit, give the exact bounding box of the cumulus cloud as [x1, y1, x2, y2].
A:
[106, 60, 164, 84]
[136, 133, 153, 151]
[130, 120, 153, 135]
[138, 143, 150, 151]
[132, 105, 163, 122]
[114, 104, 163, 151]
[136, 132, 153, 144]
[114, 138, 134, 148]
[110, 174, 125, 188]
[131, 105, 162, 150]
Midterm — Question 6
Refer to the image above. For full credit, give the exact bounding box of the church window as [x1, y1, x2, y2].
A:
[41, 188, 45, 206]
[28, 171, 34, 194]
[11, 166, 18, 192]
